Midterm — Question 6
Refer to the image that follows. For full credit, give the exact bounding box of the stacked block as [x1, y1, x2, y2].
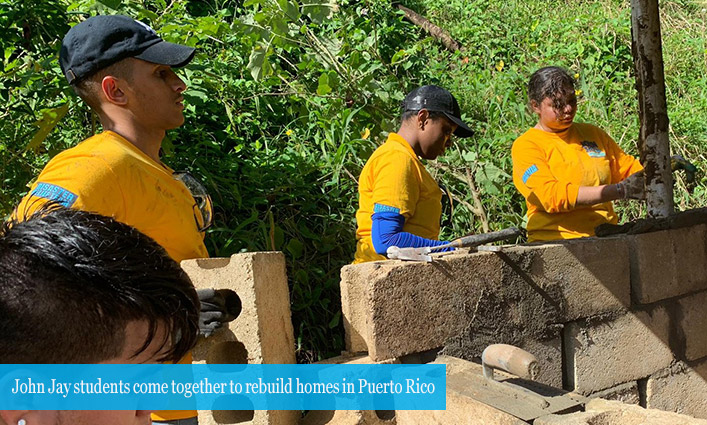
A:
[182, 252, 298, 425]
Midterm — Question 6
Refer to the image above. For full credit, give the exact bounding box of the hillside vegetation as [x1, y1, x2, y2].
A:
[2, 0, 706, 360]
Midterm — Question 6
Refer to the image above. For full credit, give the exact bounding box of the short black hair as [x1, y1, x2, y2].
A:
[401, 109, 447, 122]
[527, 66, 576, 111]
[72, 58, 134, 112]
[0, 204, 199, 363]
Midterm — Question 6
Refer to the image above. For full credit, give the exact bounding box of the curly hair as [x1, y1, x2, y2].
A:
[527, 66, 576, 112]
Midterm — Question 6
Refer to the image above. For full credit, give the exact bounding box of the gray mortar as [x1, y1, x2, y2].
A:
[441, 250, 564, 359]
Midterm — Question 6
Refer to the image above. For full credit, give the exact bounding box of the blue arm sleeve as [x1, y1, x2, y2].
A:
[371, 212, 452, 255]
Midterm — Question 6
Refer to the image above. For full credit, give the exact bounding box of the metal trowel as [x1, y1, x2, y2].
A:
[387, 227, 524, 262]
[440, 344, 587, 422]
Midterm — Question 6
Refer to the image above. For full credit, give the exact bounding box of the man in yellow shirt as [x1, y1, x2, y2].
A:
[354, 85, 474, 263]
[14, 15, 218, 425]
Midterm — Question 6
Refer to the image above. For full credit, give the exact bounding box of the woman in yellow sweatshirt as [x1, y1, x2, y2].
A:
[512, 66, 645, 242]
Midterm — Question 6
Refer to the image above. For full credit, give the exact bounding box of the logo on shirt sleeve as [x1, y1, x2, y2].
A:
[522, 165, 539, 184]
[373, 203, 401, 214]
[581, 141, 606, 158]
[31, 182, 78, 207]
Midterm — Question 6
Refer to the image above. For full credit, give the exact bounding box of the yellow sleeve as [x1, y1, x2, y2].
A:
[369, 150, 420, 219]
[512, 138, 580, 213]
[606, 136, 643, 183]
[14, 153, 127, 221]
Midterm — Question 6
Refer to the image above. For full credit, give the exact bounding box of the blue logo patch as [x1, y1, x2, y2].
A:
[522, 164, 539, 184]
[31, 182, 78, 207]
[582, 141, 606, 158]
[373, 203, 400, 214]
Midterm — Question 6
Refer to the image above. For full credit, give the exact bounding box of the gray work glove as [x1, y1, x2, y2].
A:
[196, 288, 242, 337]
[616, 171, 646, 200]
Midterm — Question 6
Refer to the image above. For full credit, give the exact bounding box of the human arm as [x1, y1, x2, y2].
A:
[575, 171, 646, 204]
[511, 140, 581, 213]
[367, 150, 449, 255]
[512, 133, 645, 210]
[371, 210, 450, 255]
[576, 184, 622, 205]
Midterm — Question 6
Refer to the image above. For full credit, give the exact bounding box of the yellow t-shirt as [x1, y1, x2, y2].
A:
[511, 123, 643, 242]
[354, 133, 443, 263]
[15, 130, 206, 421]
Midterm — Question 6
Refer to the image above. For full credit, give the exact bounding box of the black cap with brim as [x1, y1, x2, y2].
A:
[443, 112, 474, 138]
[402, 85, 474, 138]
[134, 40, 196, 69]
[60, 15, 196, 85]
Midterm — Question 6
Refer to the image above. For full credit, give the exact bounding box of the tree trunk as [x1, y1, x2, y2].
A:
[630, 0, 673, 217]
[396, 4, 461, 52]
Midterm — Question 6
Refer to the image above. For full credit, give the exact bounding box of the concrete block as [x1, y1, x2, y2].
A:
[517, 336, 563, 389]
[646, 360, 707, 419]
[589, 398, 707, 424]
[340, 262, 381, 354]
[340, 250, 563, 370]
[533, 412, 597, 425]
[677, 291, 707, 361]
[587, 381, 640, 405]
[315, 353, 400, 365]
[504, 237, 631, 320]
[396, 356, 527, 425]
[564, 308, 673, 394]
[629, 224, 707, 304]
[182, 252, 297, 425]
[297, 353, 399, 424]
[535, 398, 707, 424]
[299, 410, 395, 425]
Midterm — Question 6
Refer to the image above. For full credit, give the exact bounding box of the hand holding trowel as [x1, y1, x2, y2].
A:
[387, 227, 524, 262]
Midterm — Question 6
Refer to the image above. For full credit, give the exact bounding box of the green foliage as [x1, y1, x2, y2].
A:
[2, 0, 706, 360]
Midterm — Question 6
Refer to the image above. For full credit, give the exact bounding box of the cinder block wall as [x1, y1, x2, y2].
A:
[340, 223, 707, 419]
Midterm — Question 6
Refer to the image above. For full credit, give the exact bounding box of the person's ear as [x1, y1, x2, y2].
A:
[100, 75, 128, 106]
[530, 99, 541, 114]
[0, 410, 57, 425]
[0, 410, 26, 424]
[417, 109, 430, 130]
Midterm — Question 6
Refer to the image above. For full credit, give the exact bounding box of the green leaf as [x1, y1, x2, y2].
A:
[328, 311, 341, 328]
[317, 73, 331, 95]
[277, 0, 301, 20]
[96, 0, 122, 9]
[243, 0, 262, 6]
[286, 238, 304, 259]
[26, 103, 69, 152]
[327, 71, 339, 89]
[302, 3, 333, 23]
[390, 49, 407, 64]
[462, 151, 477, 162]
[247, 40, 271, 80]
[271, 16, 289, 36]
[475, 163, 510, 195]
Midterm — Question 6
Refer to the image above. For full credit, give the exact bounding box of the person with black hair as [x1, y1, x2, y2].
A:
[512, 66, 645, 242]
[353, 85, 474, 263]
[0, 205, 200, 425]
[12, 15, 230, 424]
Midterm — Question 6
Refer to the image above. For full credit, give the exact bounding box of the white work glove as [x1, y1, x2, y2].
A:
[616, 171, 646, 200]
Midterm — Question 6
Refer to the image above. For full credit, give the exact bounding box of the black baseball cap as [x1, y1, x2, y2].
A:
[60, 15, 196, 85]
[402, 85, 474, 137]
